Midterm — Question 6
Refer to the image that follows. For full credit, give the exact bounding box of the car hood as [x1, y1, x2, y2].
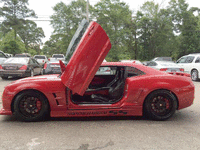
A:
[10, 75, 61, 85]
[60, 20, 111, 96]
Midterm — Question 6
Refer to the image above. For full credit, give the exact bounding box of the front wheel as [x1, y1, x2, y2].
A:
[13, 91, 49, 121]
[144, 90, 177, 121]
[191, 70, 198, 81]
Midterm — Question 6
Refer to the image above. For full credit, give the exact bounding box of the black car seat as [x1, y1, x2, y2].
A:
[91, 68, 125, 102]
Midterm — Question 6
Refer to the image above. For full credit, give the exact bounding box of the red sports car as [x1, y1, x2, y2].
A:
[0, 20, 195, 121]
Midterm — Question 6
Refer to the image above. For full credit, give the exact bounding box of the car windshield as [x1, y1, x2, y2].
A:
[4, 57, 29, 64]
[65, 19, 89, 62]
[34, 56, 46, 59]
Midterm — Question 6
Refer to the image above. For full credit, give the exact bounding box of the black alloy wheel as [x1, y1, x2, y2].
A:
[144, 90, 177, 121]
[13, 91, 49, 121]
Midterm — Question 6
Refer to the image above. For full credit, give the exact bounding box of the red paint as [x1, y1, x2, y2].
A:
[0, 21, 195, 120]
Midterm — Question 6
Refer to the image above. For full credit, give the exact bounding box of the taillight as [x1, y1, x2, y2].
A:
[42, 60, 44, 62]
[44, 63, 47, 69]
[160, 68, 167, 71]
[0, 65, 3, 70]
[180, 68, 184, 72]
[19, 65, 27, 70]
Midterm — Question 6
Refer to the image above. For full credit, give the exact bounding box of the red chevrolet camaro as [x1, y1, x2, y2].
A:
[0, 20, 195, 121]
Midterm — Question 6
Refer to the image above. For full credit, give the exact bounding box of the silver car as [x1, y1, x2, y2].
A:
[146, 61, 184, 73]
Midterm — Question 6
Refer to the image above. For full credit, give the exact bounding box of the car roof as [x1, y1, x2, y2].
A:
[101, 62, 165, 75]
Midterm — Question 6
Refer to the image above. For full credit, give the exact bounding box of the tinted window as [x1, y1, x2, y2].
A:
[177, 56, 187, 63]
[65, 19, 89, 61]
[185, 56, 194, 63]
[52, 54, 64, 58]
[148, 61, 157, 66]
[34, 56, 46, 59]
[127, 67, 145, 77]
[195, 57, 200, 63]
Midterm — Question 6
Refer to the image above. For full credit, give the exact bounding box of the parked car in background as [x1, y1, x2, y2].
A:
[0, 51, 8, 64]
[14, 53, 31, 57]
[146, 61, 184, 73]
[51, 54, 65, 61]
[120, 60, 143, 64]
[176, 53, 200, 81]
[0, 57, 43, 79]
[43, 59, 67, 74]
[34, 55, 48, 66]
[151, 57, 173, 62]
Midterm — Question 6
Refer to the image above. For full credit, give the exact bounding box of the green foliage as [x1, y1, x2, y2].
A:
[0, 0, 36, 39]
[0, 30, 26, 54]
[17, 20, 45, 52]
[44, 0, 200, 61]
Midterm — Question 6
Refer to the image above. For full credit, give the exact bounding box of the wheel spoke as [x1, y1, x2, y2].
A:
[18, 96, 42, 117]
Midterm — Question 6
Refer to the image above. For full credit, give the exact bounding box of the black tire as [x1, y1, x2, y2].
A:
[191, 70, 198, 81]
[144, 90, 177, 121]
[13, 91, 49, 121]
[1, 76, 8, 80]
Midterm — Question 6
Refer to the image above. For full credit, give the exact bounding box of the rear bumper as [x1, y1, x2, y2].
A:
[0, 70, 29, 77]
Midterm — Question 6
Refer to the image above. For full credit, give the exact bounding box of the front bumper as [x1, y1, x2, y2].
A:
[0, 108, 12, 115]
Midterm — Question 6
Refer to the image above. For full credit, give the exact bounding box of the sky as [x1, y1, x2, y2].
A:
[28, 0, 200, 44]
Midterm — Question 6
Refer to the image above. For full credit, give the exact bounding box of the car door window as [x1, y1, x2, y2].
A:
[148, 61, 157, 66]
[127, 67, 145, 77]
[195, 57, 200, 63]
[177, 57, 187, 63]
[185, 56, 194, 63]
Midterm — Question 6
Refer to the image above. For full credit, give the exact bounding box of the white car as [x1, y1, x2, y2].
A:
[52, 54, 65, 61]
[33, 55, 48, 66]
[0, 51, 8, 65]
[146, 61, 184, 73]
[176, 53, 200, 81]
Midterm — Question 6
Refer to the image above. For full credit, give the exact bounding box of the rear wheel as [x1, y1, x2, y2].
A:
[144, 90, 177, 121]
[191, 70, 198, 81]
[13, 91, 49, 121]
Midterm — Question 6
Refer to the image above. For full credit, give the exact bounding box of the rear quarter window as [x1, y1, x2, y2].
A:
[127, 67, 145, 77]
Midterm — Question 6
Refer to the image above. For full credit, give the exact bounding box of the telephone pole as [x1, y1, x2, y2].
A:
[86, 0, 89, 21]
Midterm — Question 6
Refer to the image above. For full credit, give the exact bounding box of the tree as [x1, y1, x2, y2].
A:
[48, 0, 91, 55]
[0, 30, 26, 54]
[136, 1, 175, 60]
[168, 0, 200, 58]
[18, 20, 45, 52]
[0, 0, 36, 39]
[93, 0, 133, 61]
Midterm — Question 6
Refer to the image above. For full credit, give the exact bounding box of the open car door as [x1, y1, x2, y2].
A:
[61, 20, 111, 95]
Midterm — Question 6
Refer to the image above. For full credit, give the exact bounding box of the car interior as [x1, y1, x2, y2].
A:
[71, 66, 145, 104]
